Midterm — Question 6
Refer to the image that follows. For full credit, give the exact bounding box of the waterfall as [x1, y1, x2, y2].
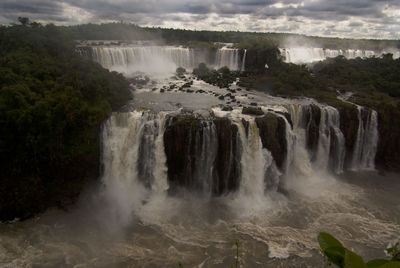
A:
[315, 106, 345, 173]
[215, 47, 240, 70]
[286, 104, 314, 176]
[279, 47, 400, 64]
[236, 119, 280, 197]
[351, 107, 379, 170]
[285, 104, 345, 175]
[100, 104, 378, 202]
[88, 46, 195, 74]
[193, 121, 218, 194]
[241, 49, 247, 71]
[101, 111, 170, 223]
[78, 45, 244, 74]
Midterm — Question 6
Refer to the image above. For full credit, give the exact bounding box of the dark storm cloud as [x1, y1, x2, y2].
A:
[0, 0, 399, 38]
[1, 0, 63, 14]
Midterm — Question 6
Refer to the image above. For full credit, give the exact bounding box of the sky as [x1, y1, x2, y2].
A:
[1, 0, 400, 39]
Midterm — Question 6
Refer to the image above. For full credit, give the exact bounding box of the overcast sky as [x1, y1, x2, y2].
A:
[1, 0, 399, 39]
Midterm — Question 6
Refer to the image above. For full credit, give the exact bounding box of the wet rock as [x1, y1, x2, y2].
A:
[129, 75, 150, 86]
[182, 81, 193, 88]
[222, 106, 233, 111]
[160, 88, 165, 93]
[250, 102, 257, 106]
[242, 107, 264, 116]
[218, 95, 225, 100]
[255, 113, 287, 169]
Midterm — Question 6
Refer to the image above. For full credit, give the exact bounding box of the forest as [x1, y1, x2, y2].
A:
[0, 21, 131, 220]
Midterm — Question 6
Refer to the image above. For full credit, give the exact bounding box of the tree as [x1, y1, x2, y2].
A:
[18, 17, 30, 26]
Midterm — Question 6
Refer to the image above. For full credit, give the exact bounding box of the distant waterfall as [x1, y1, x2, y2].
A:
[351, 107, 379, 170]
[78, 45, 245, 74]
[88, 46, 195, 74]
[279, 47, 400, 64]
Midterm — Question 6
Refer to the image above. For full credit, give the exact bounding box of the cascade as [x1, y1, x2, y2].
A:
[315, 106, 345, 173]
[77, 45, 245, 74]
[236, 119, 280, 196]
[100, 103, 378, 200]
[279, 47, 400, 64]
[285, 104, 345, 175]
[101, 111, 170, 223]
[351, 107, 379, 170]
[89, 46, 195, 74]
[241, 49, 247, 71]
[285, 104, 314, 176]
[215, 47, 240, 70]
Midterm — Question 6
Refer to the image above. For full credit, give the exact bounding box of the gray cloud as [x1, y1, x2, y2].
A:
[0, 0, 399, 39]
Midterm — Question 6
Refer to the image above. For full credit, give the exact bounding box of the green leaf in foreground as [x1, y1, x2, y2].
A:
[318, 232, 345, 251]
[377, 262, 400, 268]
[367, 259, 390, 267]
[344, 249, 366, 268]
[318, 232, 346, 267]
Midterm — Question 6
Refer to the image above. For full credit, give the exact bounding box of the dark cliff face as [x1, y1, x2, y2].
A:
[375, 105, 400, 171]
[163, 115, 241, 195]
[255, 113, 287, 170]
[163, 115, 201, 191]
[337, 104, 359, 169]
[212, 118, 241, 194]
[305, 104, 321, 162]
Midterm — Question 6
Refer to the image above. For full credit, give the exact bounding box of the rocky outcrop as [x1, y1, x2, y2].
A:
[255, 113, 287, 170]
[242, 107, 264, 116]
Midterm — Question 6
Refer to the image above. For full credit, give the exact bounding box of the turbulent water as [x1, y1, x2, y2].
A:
[279, 47, 400, 64]
[1, 45, 399, 268]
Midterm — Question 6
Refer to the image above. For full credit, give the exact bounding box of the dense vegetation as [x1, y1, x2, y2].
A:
[193, 64, 239, 88]
[0, 21, 131, 220]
